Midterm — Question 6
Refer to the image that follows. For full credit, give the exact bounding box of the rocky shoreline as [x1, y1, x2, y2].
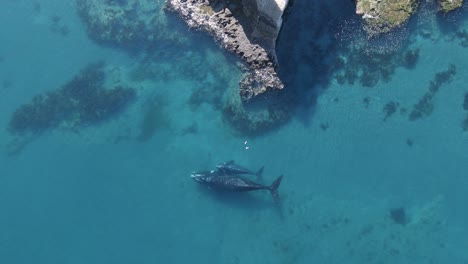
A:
[165, 0, 287, 102]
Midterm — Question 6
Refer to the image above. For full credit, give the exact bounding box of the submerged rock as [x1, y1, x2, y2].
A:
[355, 0, 419, 35]
[438, 0, 463, 13]
[165, 0, 289, 102]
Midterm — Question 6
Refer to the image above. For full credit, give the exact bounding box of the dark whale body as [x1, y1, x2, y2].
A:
[191, 171, 283, 204]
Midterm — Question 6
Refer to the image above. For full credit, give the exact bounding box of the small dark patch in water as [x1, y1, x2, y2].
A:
[389, 207, 408, 225]
[363, 97, 371, 108]
[181, 122, 198, 135]
[463, 93, 468, 111]
[406, 138, 413, 147]
[2, 80, 12, 89]
[49, 15, 70, 36]
[399, 107, 407, 115]
[33, 2, 41, 13]
[462, 116, 468, 131]
[137, 95, 170, 142]
[320, 122, 329, 131]
[383, 101, 399, 121]
[402, 48, 419, 69]
[455, 30, 468, 48]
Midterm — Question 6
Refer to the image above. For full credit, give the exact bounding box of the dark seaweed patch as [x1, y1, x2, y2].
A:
[409, 64, 456, 121]
[8, 62, 136, 135]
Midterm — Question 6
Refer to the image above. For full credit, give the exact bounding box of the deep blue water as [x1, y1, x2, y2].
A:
[1, 0, 468, 263]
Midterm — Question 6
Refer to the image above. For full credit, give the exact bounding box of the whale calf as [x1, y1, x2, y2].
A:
[216, 160, 264, 181]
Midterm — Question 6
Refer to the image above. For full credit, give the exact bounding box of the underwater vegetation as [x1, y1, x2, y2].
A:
[8, 62, 136, 135]
[409, 64, 456, 121]
[76, 0, 188, 52]
[334, 47, 420, 88]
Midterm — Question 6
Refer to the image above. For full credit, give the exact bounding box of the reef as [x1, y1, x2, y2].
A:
[409, 64, 456, 121]
[165, 0, 288, 102]
[438, 0, 463, 13]
[355, 0, 419, 35]
[76, 0, 187, 51]
[8, 62, 136, 135]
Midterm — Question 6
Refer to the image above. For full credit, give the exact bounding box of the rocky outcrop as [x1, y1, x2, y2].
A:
[438, 0, 463, 12]
[165, 0, 289, 102]
[356, 0, 419, 35]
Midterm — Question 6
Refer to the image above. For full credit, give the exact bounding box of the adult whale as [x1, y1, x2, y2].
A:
[190, 172, 283, 204]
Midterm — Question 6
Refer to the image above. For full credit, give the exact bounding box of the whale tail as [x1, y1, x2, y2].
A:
[269, 175, 283, 205]
[255, 166, 264, 181]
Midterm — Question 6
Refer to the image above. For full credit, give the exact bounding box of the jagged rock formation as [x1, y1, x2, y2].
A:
[165, 0, 289, 102]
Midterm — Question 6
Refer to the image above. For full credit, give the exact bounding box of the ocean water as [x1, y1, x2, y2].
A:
[1, 0, 468, 263]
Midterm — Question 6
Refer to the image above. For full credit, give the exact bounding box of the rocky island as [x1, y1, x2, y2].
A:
[165, 0, 290, 102]
[439, 0, 464, 12]
[355, 0, 464, 35]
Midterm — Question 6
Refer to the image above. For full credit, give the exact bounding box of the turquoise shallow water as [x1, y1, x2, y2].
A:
[1, 0, 468, 263]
